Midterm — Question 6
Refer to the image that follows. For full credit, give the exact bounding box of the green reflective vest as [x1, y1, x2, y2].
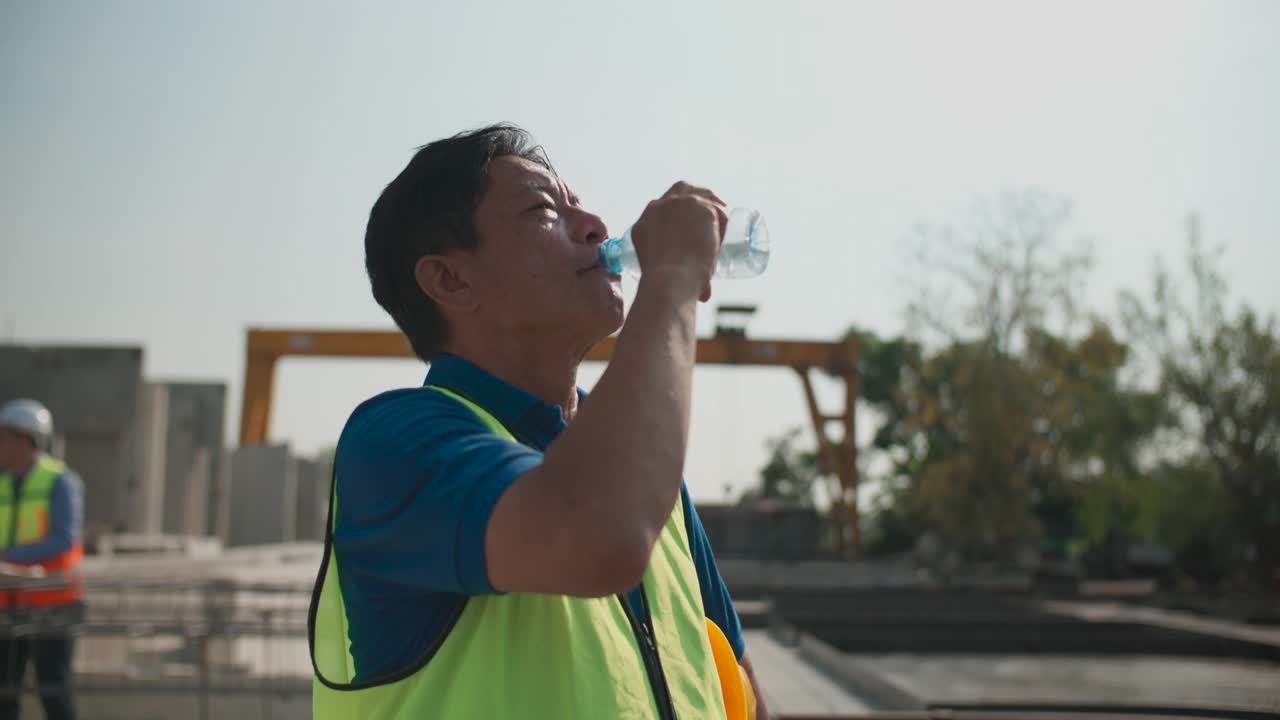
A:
[0, 454, 85, 608]
[309, 386, 727, 719]
[0, 455, 68, 548]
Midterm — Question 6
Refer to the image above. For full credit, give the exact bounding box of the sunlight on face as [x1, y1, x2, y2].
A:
[466, 156, 623, 345]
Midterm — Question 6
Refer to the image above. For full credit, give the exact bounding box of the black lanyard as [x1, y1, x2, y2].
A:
[617, 586, 678, 720]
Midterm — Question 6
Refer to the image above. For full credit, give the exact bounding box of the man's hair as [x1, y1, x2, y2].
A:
[365, 123, 552, 361]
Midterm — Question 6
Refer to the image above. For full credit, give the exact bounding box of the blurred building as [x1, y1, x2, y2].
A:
[294, 457, 328, 542]
[2, 344, 430, 551]
[0, 344, 144, 540]
[227, 445, 299, 546]
[138, 381, 229, 537]
[696, 501, 824, 561]
[136, 383, 169, 533]
[1, 344, 232, 545]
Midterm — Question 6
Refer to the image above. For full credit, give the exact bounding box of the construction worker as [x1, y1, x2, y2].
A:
[309, 124, 768, 719]
[0, 399, 83, 720]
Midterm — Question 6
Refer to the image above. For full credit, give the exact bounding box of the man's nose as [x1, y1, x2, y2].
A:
[573, 208, 609, 246]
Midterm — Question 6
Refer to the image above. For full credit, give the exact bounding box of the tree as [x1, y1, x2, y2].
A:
[745, 428, 819, 506]
[894, 193, 1088, 559]
[905, 190, 1093, 354]
[872, 191, 1164, 562]
[1121, 219, 1280, 585]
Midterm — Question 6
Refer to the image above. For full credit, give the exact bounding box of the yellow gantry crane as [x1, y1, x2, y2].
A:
[238, 307, 864, 556]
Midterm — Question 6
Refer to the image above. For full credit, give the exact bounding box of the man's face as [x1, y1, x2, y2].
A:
[0, 428, 34, 472]
[462, 155, 623, 346]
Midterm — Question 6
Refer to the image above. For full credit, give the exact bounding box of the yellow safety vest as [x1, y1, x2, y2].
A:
[309, 385, 729, 719]
[0, 455, 84, 608]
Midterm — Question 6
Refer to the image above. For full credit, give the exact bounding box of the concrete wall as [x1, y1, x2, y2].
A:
[294, 458, 327, 542]
[207, 449, 231, 543]
[155, 382, 226, 536]
[134, 384, 169, 534]
[133, 381, 228, 538]
[0, 345, 144, 538]
[227, 445, 297, 546]
[696, 503, 824, 561]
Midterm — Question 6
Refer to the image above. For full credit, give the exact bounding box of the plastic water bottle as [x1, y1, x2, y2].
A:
[598, 207, 770, 278]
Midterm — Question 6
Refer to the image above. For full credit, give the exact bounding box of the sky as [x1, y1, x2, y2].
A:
[3, 0, 1278, 502]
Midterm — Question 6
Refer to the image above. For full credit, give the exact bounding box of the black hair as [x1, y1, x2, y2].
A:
[364, 123, 552, 361]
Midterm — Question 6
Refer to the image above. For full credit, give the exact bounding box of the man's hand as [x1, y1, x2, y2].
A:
[630, 181, 728, 303]
[485, 181, 730, 597]
[0, 561, 45, 578]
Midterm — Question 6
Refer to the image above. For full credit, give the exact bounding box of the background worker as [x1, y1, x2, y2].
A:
[0, 399, 84, 720]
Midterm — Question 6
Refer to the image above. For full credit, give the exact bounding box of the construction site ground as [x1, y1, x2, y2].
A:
[2, 544, 1276, 719]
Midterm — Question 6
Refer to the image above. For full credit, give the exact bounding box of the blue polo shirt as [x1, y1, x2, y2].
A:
[333, 353, 744, 682]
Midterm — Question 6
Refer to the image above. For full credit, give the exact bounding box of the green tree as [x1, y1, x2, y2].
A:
[745, 428, 819, 506]
[895, 192, 1090, 559]
[872, 191, 1165, 561]
[1121, 220, 1280, 584]
[844, 328, 935, 554]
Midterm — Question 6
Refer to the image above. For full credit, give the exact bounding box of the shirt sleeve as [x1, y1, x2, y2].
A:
[6, 471, 82, 564]
[682, 485, 746, 660]
[332, 389, 543, 596]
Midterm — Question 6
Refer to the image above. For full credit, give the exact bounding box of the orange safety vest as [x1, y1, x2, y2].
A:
[0, 455, 84, 609]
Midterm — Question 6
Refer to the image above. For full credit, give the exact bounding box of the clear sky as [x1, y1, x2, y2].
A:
[3, 0, 1278, 502]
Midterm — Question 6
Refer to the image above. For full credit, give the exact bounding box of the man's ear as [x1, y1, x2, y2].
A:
[414, 254, 477, 312]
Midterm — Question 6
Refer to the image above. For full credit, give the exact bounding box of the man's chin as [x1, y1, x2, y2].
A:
[587, 300, 625, 343]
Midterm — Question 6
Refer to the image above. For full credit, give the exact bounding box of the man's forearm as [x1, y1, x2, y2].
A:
[541, 270, 701, 550]
[3, 536, 72, 564]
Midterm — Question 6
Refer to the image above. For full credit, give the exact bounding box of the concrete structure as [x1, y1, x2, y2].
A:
[0, 345, 144, 539]
[294, 458, 328, 542]
[227, 445, 298, 546]
[207, 448, 232, 543]
[697, 502, 824, 561]
[135, 384, 170, 534]
[155, 382, 227, 536]
[135, 381, 228, 538]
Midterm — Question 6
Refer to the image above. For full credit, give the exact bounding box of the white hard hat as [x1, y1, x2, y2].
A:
[0, 399, 53, 443]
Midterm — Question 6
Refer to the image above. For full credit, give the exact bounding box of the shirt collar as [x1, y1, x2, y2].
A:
[424, 353, 553, 435]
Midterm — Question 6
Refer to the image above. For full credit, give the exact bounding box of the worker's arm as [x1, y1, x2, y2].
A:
[486, 184, 726, 597]
[740, 651, 771, 720]
[4, 472, 82, 564]
[331, 388, 546, 596]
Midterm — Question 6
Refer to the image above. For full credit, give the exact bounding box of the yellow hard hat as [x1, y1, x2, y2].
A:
[705, 618, 757, 720]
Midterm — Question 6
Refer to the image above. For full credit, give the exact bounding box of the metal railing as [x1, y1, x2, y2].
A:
[7, 574, 1274, 720]
[4, 573, 311, 720]
[2, 572, 84, 716]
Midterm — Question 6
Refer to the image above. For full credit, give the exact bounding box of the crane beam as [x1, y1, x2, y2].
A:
[238, 326, 862, 556]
